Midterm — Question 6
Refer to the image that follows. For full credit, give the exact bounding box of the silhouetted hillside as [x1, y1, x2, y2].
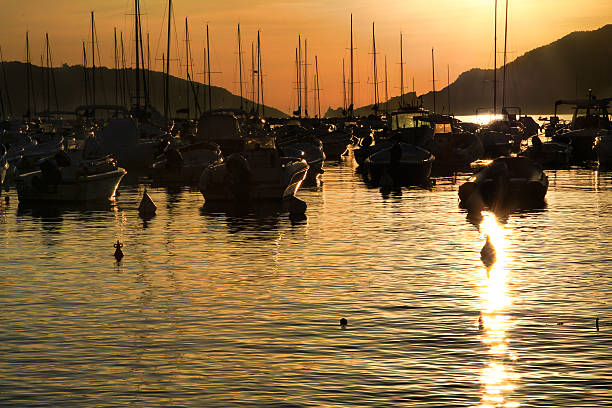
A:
[327, 24, 612, 117]
[0, 62, 288, 119]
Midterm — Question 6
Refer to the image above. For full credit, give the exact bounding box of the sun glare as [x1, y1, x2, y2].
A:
[477, 212, 520, 407]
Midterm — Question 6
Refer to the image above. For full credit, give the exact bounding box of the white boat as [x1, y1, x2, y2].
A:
[15, 151, 126, 202]
[199, 147, 309, 202]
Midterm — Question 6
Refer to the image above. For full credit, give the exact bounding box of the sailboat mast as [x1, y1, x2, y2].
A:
[384, 55, 389, 113]
[250, 42, 255, 113]
[304, 38, 308, 117]
[134, 0, 140, 108]
[431, 47, 436, 113]
[349, 14, 354, 111]
[315, 55, 321, 118]
[295, 48, 299, 115]
[237, 24, 243, 111]
[82, 41, 88, 106]
[164, 0, 172, 119]
[25, 32, 32, 119]
[493, 0, 497, 115]
[114, 28, 119, 105]
[185, 18, 190, 119]
[502, 0, 508, 108]
[342, 58, 346, 112]
[120, 32, 127, 107]
[258, 30, 264, 117]
[372, 22, 378, 111]
[297, 35, 301, 117]
[206, 24, 212, 113]
[45, 33, 50, 114]
[91, 11, 96, 105]
[447, 64, 451, 114]
[400, 32, 404, 108]
[0, 46, 12, 118]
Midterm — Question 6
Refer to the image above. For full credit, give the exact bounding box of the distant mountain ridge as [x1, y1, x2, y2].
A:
[0, 62, 288, 119]
[327, 24, 612, 117]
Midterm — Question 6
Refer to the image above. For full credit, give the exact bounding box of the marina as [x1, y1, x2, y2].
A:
[1, 0, 612, 406]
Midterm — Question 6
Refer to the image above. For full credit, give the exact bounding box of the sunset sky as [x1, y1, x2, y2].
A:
[0, 0, 610, 114]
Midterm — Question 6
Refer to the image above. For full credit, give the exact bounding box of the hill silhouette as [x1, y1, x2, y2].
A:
[0, 62, 287, 119]
[327, 24, 612, 117]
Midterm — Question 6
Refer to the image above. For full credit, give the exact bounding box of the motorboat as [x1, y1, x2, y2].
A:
[317, 127, 352, 159]
[520, 135, 571, 169]
[15, 150, 126, 202]
[459, 156, 548, 210]
[551, 94, 612, 162]
[151, 141, 223, 186]
[363, 142, 434, 187]
[199, 147, 309, 202]
[275, 125, 325, 182]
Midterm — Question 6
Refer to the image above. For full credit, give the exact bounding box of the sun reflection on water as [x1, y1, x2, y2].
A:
[477, 212, 520, 408]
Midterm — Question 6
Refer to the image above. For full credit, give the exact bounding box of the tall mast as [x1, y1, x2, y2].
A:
[82, 41, 88, 106]
[304, 38, 308, 117]
[372, 22, 379, 112]
[258, 30, 264, 117]
[431, 47, 436, 113]
[237, 24, 243, 111]
[206, 24, 212, 113]
[502, 0, 508, 108]
[297, 35, 301, 117]
[120, 32, 127, 107]
[349, 14, 354, 112]
[493, 0, 497, 115]
[164, 0, 172, 119]
[185, 18, 190, 119]
[342, 58, 346, 112]
[134, 0, 140, 108]
[447, 64, 451, 114]
[315, 55, 321, 118]
[91, 11, 96, 105]
[384, 55, 389, 113]
[295, 48, 299, 115]
[0, 46, 12, 118]
[114, 28, 119, 105]
[25, 32, 32, 120]
[147, 32, 151, 107]
[400, 32, 404, 108]
[250, 41, 255, 113]
[45, 33, 51, 114]
[137, 0, 148, 109]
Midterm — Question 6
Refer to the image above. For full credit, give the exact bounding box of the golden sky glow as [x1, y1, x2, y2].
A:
[1, 0, 610, 114]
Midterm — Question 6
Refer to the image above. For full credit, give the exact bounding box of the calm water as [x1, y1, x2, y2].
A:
[1, 157, 611, 407]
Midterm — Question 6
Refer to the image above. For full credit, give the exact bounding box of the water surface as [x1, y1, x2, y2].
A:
[1, 159, 611, 407]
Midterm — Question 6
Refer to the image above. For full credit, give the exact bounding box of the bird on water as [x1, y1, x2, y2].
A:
[480, 235, 496, 268]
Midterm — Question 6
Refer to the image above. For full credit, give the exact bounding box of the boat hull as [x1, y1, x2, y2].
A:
[16, 168, 127, 202]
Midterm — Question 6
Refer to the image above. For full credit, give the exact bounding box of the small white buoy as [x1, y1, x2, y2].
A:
[138, 189, 157, 219]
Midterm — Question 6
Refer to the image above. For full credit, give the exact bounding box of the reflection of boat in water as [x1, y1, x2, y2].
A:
[459, 156, 548, 210]
[363, 142, 434, 187]
[199, 147, 309, 202]
[16, 151, 126, 202]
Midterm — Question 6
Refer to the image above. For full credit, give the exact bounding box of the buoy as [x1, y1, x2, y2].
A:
[340, 318, 348, 327]
[138, 189, 157, 219]
[114, 240, 124, 261]
[480, 235, 496, 268]
[596, 318, 599, 331]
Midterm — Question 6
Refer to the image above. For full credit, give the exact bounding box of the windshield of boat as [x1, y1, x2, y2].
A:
[391, 113, 418, 130]
[573, 107, 610, 128]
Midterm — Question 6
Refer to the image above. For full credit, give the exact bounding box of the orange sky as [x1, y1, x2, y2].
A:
[0, 0, 610, 114]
